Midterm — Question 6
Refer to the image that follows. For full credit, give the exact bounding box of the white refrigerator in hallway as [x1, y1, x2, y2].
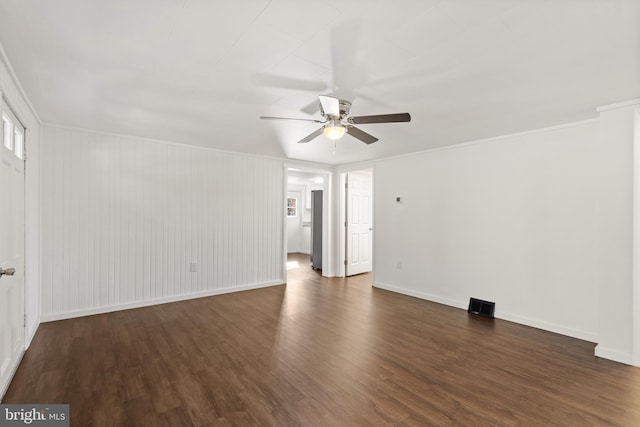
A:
[311, 190, 322, 270]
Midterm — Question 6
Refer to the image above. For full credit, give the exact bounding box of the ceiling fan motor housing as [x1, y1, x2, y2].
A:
[320, 98, 352, 119]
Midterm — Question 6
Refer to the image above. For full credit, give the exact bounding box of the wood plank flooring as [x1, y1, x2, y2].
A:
[4, 253, 640, 426]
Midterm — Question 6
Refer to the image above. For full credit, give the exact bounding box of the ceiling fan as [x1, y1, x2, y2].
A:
[260, 95, 411, 144]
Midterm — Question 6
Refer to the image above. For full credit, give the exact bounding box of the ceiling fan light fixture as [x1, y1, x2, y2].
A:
[260, 95, 410, 145]
[323, 123, 346, 140]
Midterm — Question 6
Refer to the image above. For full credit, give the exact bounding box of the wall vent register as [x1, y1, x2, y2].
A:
[468, 298, 495, 318]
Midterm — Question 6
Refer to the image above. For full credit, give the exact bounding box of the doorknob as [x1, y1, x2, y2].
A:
[0, 267, 15, 278]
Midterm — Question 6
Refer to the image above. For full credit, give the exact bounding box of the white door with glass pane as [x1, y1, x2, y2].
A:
[346, 171, 373, 276]
[0, 104, 25, 398]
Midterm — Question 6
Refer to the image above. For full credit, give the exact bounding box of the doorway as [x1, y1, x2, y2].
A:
[285, 168, 329, 275]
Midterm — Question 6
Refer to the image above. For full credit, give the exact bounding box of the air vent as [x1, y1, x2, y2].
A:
[468, 298, 495, 318]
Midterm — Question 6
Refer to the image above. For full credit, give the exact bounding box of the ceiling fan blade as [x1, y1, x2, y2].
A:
[298, 128, 323, 143]
[260, 116, 324, 123]
[346, 126, 378, 144]
[301, 90, 342, 115]
[348, 113, 411, 124]
[318, 95, 340, 117]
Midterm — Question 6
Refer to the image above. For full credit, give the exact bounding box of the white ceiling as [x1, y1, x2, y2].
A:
[0, 0, 638, 165]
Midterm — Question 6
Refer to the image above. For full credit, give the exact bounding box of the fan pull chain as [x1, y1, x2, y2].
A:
[333, 139, 337, 155]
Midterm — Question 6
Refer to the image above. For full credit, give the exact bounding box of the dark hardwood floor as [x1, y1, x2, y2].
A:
[4, 252, 640, 426]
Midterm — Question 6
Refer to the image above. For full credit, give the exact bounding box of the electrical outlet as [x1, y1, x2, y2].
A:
[190, 262, 197, 273]
[396, 261, 402, 269]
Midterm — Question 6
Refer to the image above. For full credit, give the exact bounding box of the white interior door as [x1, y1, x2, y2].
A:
[0, 103, 25, 398]
[346, 171, 372, 276]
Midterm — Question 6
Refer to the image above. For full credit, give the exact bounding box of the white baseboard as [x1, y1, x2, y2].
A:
[41, 280, 284, 323]
[595, 344, 633, 365]
[496, 310, 598, 343]
[373, 281, 598, 342]
[373, 282, 468, 310]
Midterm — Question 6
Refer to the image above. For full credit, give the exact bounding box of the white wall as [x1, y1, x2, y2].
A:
[373, 121, 600, 342]
[595, 101, 639, 364]
[40, 126, 284, 320]
[286, 185, 304, 253]
[635, 107, 640, 366]
[0, 50, 41, 345]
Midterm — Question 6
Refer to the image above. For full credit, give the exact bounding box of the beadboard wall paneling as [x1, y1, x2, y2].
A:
[41, 127, 284, 319]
